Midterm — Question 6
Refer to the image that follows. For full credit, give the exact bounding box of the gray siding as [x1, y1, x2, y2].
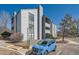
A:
[42, 16, 45, 39]
[16, 11, 21, 32]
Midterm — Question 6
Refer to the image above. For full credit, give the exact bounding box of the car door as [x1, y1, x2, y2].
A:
[48, 41, 55, 52]
[47, 42, 52, 52]
[51, 41, 56, 50]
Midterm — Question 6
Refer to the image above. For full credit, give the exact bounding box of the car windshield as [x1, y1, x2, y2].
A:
[37, 41, 48, 46]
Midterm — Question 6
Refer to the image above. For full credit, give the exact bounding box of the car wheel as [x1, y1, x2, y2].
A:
[44, 50, 48, 55]
[53, 45, 56, 51]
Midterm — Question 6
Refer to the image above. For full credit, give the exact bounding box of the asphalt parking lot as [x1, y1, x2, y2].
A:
[26, 38, 79, 55]
[26, 43, 64, 55]
[60, 44, 79, 55]
[0, 38, 79, 55]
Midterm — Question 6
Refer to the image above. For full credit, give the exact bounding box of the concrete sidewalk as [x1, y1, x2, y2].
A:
[65, 39, 79, 45]
[0, 40, 30, 55]
[57, 38, 79, 45]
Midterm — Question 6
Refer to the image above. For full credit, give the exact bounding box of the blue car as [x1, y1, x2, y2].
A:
[32, 39, 56, 55]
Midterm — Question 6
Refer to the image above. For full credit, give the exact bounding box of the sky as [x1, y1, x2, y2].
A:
[0, 4, 79, 30]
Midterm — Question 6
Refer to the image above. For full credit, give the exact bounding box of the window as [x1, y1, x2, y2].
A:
[28, 13, 34, 40]
[45, 17, 50, 24]
[12, 26, 14, 30]
[46, 27, 50, 30]
[50, 41, 55, 44]
[45, 33, 51, 38]
[48, 41, 55, 46]
[38, 41, 48, 46]
[29, 13, 34, 25]
[48, 43, 51, 46]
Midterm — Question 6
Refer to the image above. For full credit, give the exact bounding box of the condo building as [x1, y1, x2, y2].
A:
[42, 16, 52, 39]
[11, 5, 57, 41]
[52, 23, 57, 38]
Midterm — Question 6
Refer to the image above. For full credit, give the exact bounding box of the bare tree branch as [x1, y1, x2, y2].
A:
[0, 10, 11, 28]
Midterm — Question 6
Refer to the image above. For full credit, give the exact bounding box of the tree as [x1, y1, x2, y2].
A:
[59, 14, 73, 42]
[73, 20, 79, 37]
[0, 10, 11, 28]
[70, 25, 77, 37]
[59, 14, 79, 42]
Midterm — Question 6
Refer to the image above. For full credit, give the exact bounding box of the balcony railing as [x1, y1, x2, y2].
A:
[45, 23, 50, 28]
[45, 29, 51, 34]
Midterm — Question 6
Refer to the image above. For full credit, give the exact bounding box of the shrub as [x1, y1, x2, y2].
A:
[8, 32, 23, 42]
[1, 31, 11, 38]
[45, 33, 51, 38]
[45, 33, 57, 39]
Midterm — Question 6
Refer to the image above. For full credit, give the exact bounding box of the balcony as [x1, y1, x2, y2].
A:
[45, 23, 50, 28]
[29, 21, 34, 25]
[45, 29, 51, 34]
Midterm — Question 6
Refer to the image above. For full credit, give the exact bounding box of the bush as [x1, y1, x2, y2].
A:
[1, 31, 11, 38]
[45, 33, 51, 38]
[8, 32, 23, 42]
[45, 33, 57, 39]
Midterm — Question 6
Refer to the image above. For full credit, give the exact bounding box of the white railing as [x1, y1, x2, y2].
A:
[45, 23, 50, 28]
[45, 29, 50, 34]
